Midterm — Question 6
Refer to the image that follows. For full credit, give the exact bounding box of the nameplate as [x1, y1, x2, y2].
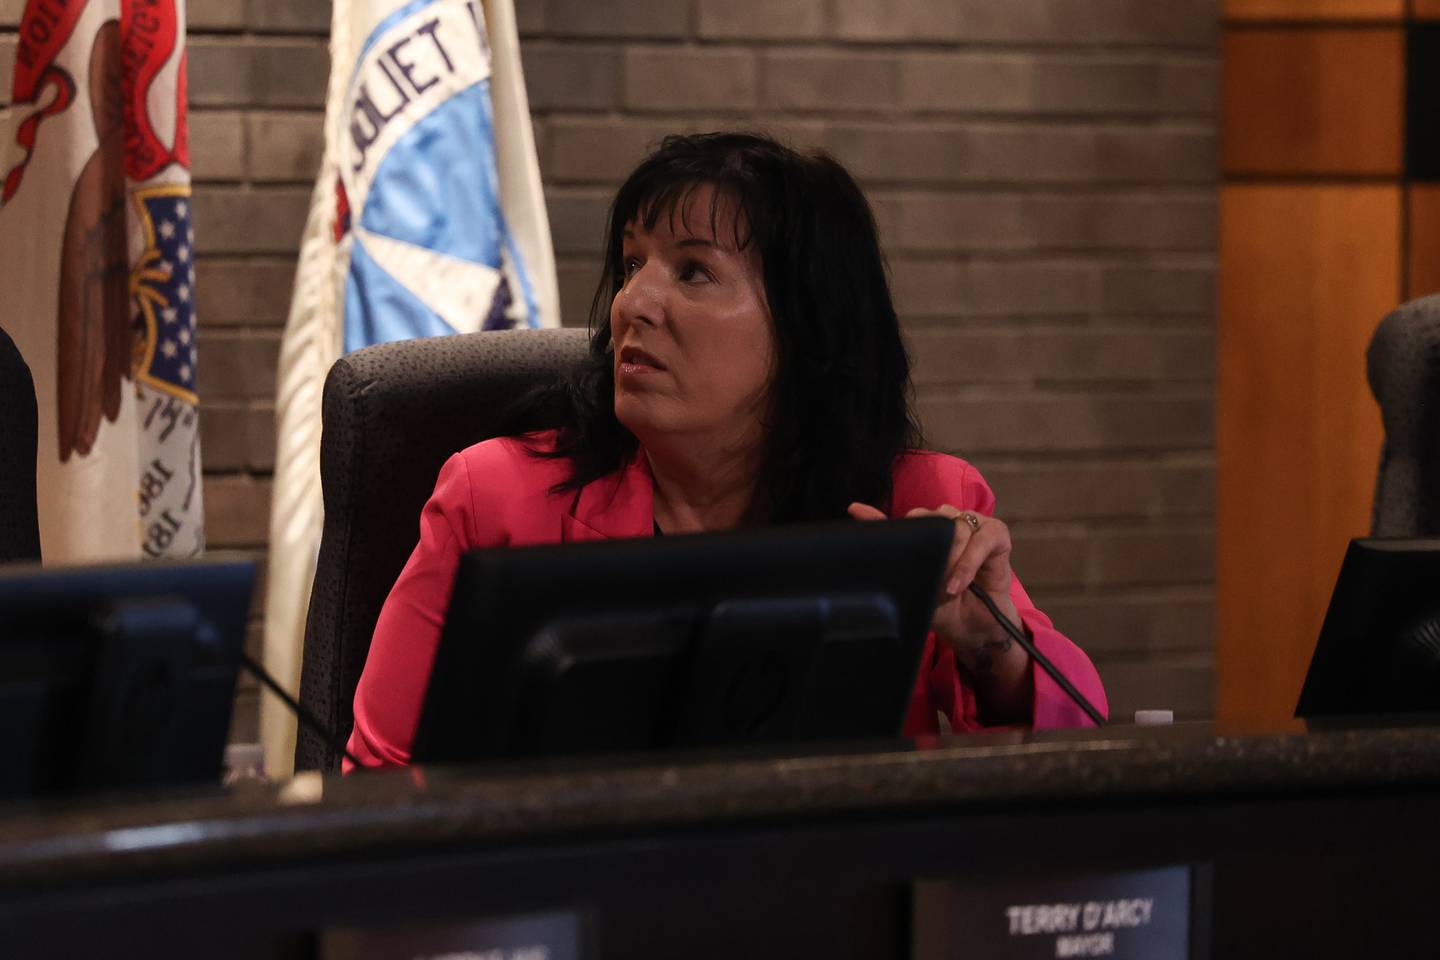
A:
[322, 909, 585, 960]
[913, 866, 1192, 959]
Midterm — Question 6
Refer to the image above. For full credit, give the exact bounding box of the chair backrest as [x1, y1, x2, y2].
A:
[1368, 294, 1440, 536]
[0, 328, 41, 564]
[296, 328, 590, 771]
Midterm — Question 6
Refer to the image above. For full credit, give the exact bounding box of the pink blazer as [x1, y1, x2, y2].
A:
[347, 432, 1108, 768]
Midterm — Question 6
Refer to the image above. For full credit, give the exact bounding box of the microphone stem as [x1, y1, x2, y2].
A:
[967, 583, 1107, 726]
[240, 652, 363, 770]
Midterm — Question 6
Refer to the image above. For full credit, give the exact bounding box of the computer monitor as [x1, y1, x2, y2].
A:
[412, 517, 955, 764]
[0, 556, 254, 799]
[1297, 538, 1440, 718]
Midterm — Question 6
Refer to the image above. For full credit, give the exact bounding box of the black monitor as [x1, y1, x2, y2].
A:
[0, 557, 254, 799]
[1297, 538, 1440, 718]
[413, 517, 955, 764]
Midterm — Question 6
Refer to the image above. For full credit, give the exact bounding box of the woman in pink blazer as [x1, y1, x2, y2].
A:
[348, 133, 1107, 769]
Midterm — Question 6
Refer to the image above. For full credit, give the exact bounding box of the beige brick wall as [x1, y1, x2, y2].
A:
[1, 0, 1219, 740]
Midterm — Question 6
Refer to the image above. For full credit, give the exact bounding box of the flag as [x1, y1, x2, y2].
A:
[0, 0, 204, 563]
[262, 0, 558, 776]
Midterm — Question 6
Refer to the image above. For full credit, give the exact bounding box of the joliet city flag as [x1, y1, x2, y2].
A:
[263, 0, 557, 773]
[0, 0, 204, 563]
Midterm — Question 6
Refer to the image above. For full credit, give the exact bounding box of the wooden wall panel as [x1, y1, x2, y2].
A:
[1217, 185, 1395, 728]
[1225, 0, 1402, 18]
[1407, 186, 1440, 298]
[1222, 28, 1404, 175]
[1414, 0, 1440, 17]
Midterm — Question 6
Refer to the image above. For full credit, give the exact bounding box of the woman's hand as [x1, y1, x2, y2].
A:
[848, 502, 1033, 724]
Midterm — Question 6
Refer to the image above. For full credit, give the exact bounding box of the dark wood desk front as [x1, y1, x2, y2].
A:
[1, 721, 1438, 958]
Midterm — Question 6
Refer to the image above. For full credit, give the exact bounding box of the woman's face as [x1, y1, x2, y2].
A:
[610, 184, 775, 452]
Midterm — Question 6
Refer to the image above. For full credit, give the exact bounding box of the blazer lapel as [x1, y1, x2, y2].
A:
[560, 512, 612, 543]
[562, 451, 654, 543]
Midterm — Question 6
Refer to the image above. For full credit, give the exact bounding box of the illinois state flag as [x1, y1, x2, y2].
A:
[0, 0, 204, 563]
[263, 0, 557, 774]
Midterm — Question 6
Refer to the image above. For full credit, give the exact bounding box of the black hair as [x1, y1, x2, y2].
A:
[506, 131, 924, 522]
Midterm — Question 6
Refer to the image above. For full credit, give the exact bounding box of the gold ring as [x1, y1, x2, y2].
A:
[959, 511, 981, 533]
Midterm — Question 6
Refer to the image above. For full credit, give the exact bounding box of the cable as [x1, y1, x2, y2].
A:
[239, 652, 363, 769]
[967, 583, 1107, 727]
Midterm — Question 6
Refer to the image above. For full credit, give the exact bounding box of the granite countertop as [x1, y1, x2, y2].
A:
[2, 721, 1439, 891]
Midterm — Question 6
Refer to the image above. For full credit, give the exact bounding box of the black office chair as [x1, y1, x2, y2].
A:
[295, 328, 589, 771]
[0, 327, 42, 564]
[1367, 294, 1440, 536]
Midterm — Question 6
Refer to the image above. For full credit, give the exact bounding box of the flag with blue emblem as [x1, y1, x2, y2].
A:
[0, 0, 204, 563]
[334, 0, 556, 348]
[261, 0, 557, 775]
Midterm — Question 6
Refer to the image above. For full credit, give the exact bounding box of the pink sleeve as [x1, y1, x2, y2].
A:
[903, 460, 1109, 733]
[345, 453, 481, 770]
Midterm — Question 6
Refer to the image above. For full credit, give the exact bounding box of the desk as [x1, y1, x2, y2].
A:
[1, 722, 1438, 957]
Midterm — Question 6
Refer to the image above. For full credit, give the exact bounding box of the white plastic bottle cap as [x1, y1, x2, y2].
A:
[1134, 710, 1174, 725]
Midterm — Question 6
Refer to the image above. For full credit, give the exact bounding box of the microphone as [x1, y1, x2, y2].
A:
[239, 653, 362, 769]
[968, 583, 1107, 726]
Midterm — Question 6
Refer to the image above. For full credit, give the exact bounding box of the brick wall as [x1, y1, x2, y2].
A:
[0, 0, 1219, 740]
